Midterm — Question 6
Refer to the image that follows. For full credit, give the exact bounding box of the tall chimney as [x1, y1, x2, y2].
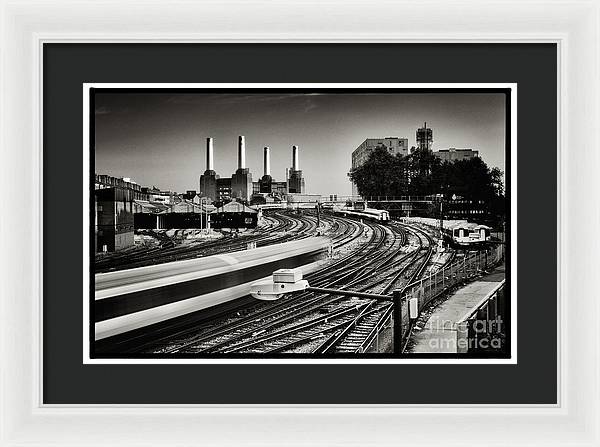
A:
[292, 145, 299, 171]
[263, 146, 271, 176]
[206, 137, 214, 171]
[238, 135, 246, 169]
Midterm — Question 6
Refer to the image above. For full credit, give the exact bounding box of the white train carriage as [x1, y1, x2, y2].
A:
[254, 203, 286, 210]
[333, 206, 390, 222]
[360, 208, 390, 222]
[442, 221, 491, 247]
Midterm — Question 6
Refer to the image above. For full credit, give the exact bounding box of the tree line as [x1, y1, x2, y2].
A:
[348, 146, 505, 218]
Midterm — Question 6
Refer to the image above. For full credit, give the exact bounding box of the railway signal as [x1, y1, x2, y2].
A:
[250, 268, 309, 301]
[433, 193, 445, 248]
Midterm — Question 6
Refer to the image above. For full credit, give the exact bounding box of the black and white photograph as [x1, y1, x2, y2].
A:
[89, 85, 512, 360]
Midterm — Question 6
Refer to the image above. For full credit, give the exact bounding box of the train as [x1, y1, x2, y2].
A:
[94, 237, 329, 341]
[400, 217, 492, 249]
[442, 220, 492, 248]
[331, 206, 390, 223]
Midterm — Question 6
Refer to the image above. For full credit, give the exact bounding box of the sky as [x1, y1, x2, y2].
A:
[94, 91, 506, 196]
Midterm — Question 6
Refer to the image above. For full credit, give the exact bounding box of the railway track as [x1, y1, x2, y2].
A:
[96, 209, 503, 357]
[95, 210, 320, 273]
[95, 212, 365, 353]
[126, 215, 441, 355]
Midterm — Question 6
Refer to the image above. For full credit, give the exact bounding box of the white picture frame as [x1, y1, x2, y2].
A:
[1, 0, 598, 446]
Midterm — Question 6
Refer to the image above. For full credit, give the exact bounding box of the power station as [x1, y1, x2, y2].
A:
[230, 135, 253, 201]
[286, 145, 305, 194]
[199, 136, 305, 203]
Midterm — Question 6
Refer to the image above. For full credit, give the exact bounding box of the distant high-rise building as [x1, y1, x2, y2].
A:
[350, 137, 409, 196]
[416, 122, 433, 151]
[435, 148, 479, 162]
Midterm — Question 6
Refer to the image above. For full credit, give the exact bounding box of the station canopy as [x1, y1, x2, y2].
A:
[134, 199, 212, 214]
[213, 201, 258, 214]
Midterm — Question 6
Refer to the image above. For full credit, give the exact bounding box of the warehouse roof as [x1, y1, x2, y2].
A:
[134, 199, 212, 214]
[213, 201, 258, 214]
[134, 200, 170, 213]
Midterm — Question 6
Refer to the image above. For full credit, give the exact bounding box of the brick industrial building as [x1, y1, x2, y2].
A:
[199, 136, 305, 203]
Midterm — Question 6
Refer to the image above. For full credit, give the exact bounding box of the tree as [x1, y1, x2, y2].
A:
[348, 147, 505, 220]
[490, 167, 504, 196]
[348, 146, 407, 198]
[407, 148, 442, 196]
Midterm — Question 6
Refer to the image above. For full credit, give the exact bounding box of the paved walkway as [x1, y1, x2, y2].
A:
[409, 264, 505, 353]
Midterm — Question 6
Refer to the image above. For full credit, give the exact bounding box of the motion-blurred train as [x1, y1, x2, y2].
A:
[94, 237, 329, 341]
[442, 220, 492, 248]
[331, 206, 390, 223]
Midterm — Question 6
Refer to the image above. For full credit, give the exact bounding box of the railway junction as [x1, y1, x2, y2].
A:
[94, 207, 506, 356]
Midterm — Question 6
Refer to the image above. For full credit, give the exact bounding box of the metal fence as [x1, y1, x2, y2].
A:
[456, 280, 506, 354]
[361, 308, 394, 353]
[318, 195, 439, 203]
[399, 244, 505, 340]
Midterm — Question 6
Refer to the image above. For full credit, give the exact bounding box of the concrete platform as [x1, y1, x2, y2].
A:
[409, 263, 505, 353]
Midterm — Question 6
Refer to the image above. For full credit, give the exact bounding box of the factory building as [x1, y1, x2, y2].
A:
[199, 137, 306, 202]
[230, 136, 253, 201]
[199, 136, 253, 203]
[416, 122, 433, 151]
[96, 188, 135, 252]
[94, 174, 149, 252]
[199, 137, 219, 201]
[253, 145, 291, 197]
[286, 145, 306, 194]
[95, 174, 149, 200]
[216, 178, 232, 201]
[258, 146, 273, 193]
[351, 137, 409, 196]
[434, 148, 479, 162]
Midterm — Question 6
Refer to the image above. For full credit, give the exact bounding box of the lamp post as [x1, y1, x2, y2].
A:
[251, 272, 405, 355]
[199, 197, 210, 235]
[199, 197, 206, 233]
[438, 194, 444, 246]
[205, 198, 209, 234]
[199, 197, 204, 233]
[315, 203, 321, 228]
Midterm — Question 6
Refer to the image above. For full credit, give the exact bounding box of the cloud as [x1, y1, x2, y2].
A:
[95, 106, 112, 115]
[95, 105, 131, 116]
[302, 98, 318, 113]
[165, 93, 323, 109]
